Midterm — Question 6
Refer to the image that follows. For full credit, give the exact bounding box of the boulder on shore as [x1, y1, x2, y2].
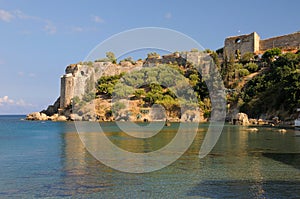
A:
[69, 114, 82, 121]
[56, 115, 68, 121]
[26, 112, 49, 121]
[233, 112, 249, 125]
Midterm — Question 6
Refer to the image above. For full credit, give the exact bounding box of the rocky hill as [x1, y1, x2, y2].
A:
[26, 48, 300, 124]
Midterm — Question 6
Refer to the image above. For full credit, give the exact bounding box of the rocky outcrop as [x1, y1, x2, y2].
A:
[233, 112, 249, 125]
[27, 51, 214, 122]
[26, 112, 48, 121]
[26, 112, 69, 122]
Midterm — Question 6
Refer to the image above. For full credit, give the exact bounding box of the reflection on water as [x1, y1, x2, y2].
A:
[0, 117, 299, 198]
[188, 180, 300, 198]
[263, 153, 300, 170]
[57, 123, 300, 198]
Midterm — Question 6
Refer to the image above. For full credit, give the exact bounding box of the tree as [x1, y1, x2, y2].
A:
[262, 48, 281, 63]
[106, 52, 117, 64]
[240, 52, 255, 64]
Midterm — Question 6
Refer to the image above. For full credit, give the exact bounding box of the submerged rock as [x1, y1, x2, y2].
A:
[247, 128, 259, 132]
[278, 129, 287, 133]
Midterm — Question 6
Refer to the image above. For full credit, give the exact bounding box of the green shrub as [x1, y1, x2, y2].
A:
[238, 68, 250, 77]
[245, 63, 259, 73]
[112, 102, 125, 113]
[262, 48, 281, 62]
[240, 52, 254, 64]
[82, 92, 95, 102]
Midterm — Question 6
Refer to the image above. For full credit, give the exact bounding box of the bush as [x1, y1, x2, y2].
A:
[238, 68, 250, 77]
[134, 89, 145, 99]
[120, 57, 135, 64]
[262, 48, 281, 62]
[106, 52, 117, 64]
[72, 96, 80, 104]
[240, 52, 254, 64]
[112, 102, 125, 113]
[245, 63, 259, 73]
[82, 92, 95, 102]
[234, 63, 243, 69]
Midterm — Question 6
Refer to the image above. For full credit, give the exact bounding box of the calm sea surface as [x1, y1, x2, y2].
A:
[0, 115, 299, 198]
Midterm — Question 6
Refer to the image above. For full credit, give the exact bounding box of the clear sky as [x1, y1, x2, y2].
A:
[0, 0, 299, 114]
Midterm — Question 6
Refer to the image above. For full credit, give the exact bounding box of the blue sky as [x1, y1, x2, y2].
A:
[0, 0, 299, 114]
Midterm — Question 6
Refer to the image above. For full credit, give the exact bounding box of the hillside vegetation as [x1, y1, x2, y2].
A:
[72, 49, 300, 122]
[222, 49, 300, 120]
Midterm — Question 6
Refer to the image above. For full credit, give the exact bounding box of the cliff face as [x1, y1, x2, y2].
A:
[27, 51, 218, 122]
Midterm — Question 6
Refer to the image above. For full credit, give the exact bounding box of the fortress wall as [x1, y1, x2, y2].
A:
[223, 32, 258, 57]
[260, 32, 300, 51]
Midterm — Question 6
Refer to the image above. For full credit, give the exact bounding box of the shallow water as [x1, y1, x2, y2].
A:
[0, 115, 299, 198]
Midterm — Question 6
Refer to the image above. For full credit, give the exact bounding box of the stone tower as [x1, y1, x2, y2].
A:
[223, 32, 260, 58]
[60, 73, 74, 109]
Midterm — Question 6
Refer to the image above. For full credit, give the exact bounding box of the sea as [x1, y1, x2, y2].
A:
[0, 115, 299, 198]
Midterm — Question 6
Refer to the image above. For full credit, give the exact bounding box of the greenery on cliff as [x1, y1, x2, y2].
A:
[73, 48, 300, 121]
[96, 63, 211, 119]
[223, 48, 300, 119]
[240, 51, 300, 118]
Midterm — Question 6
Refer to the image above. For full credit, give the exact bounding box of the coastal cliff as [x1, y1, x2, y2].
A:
[27, 51, 215, 122]
[26, 34, 300, 123]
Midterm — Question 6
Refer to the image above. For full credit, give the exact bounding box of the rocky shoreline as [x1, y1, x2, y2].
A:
[25, 110, 295, 130]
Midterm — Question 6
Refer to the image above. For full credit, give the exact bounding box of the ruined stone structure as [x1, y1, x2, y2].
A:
[223, 31, 300, 58]
[60, 62, 136, 109]
[59, 51, 214, 109]
[60, 74, 74, 109]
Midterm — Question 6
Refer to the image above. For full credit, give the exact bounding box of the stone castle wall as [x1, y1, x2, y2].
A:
[224, 31, 300, 57]
[260, 32, 300, 52]
[223, 32, 260, 57]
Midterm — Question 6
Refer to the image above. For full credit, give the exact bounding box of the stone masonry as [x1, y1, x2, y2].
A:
[223, 31, 300, 58]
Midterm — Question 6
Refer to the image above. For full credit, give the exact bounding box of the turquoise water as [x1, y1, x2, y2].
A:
[0, 115, 299, 198]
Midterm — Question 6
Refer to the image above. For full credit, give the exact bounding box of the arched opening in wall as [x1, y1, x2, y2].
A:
[235, 38, 241, 44]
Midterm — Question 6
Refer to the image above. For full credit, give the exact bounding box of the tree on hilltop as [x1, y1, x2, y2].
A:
[106, 51, 117, 64]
